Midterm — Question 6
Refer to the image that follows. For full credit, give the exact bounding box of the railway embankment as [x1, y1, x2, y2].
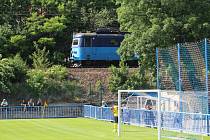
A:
[69, 68, 138, 103]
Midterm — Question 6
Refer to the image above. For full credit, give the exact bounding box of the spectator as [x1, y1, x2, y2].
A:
[43, 100, 48, 108]
[36, 98, 42, 106]
[20, 99, 27, 112]
[28, 98, 34, 107]
[1, 99, 8, 111]
[144, 100, 155, 127]
[36, 98, 42, 111]
[21, 99, 27, 106]
[101, 101, 108, 107]
[1, 99, 8, 107]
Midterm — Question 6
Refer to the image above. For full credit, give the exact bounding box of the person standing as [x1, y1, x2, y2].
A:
[101, 101, 108, 107]
[20, 99, 27, 112]
[36, 98, 42, 106]
[1, 99, 8, 107]
[36, 98, 42, 111]
[1, 99, 8, 111]
[111, 103, 118, 133]
[28, 98, 34, 111]
[28, 98, 34, 107]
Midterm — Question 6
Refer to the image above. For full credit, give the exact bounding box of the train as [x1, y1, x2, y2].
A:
[70, 29, 137, 67]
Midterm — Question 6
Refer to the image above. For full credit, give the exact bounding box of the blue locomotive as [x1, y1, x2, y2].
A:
[70, 29, 136, 67]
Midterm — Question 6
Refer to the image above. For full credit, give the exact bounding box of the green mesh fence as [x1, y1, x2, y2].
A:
[179, 41, 206, 91]
[157, 46, 179, 91]
[157, 39, 209, 113]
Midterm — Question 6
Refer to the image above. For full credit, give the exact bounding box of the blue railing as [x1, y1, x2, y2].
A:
[84, 105, 210, 135]
[84, 105, 113, 121]
[0, 105, 83, 119]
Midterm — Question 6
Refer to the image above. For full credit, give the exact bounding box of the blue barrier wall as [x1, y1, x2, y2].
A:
[84, 105, 210, 135]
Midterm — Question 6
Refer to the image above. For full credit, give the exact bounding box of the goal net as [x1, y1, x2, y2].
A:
[118, 90, 208, 140]
[117, 90, 159, 139]
[160, 90, 207, 140]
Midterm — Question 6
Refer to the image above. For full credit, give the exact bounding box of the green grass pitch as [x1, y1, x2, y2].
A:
[0, 118, 210, 140]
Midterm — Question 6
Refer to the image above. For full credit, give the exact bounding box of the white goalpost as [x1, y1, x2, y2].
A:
[117, 89, 161, 139]
[117, 89, 207, 140]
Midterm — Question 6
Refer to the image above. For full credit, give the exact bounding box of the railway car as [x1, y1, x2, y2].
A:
[70, 29, 137, 67]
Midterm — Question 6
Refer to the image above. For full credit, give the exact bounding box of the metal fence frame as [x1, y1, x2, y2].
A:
[0, 105, 83, 119]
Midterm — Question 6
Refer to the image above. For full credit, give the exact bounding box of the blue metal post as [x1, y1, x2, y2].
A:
[156, 48, 160, 89]
[205, 38, 209, 111]
[177, 43, 182, 112]
[204, 38, 209, 135]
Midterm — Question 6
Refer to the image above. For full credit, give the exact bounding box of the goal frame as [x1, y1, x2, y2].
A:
[117, 89, 161, 140]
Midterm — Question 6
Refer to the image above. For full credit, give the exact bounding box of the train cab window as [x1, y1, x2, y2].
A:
[72, 39, 79, 46]
[92, 37, 123, 47]
[84, 37, 92, 47]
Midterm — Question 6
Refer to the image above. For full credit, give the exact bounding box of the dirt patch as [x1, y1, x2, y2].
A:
[69, 68, 115, 104]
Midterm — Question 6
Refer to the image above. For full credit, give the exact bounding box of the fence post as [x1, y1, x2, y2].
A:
[95, 106, 97, 119]
[177, 43, 182, 112]
[6, 107, 8, 119]
[156, 48, 160, 89]
[100, 107, 103, 120]
[205, 38, 209, 135]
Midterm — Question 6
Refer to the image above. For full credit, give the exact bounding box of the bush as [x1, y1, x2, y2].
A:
[0, 58, 14, 93]
[27, 65, 82, 102]
[8, 54, 28, 83]
[26, 69, 47, 97]
[47, 65, 68, 81]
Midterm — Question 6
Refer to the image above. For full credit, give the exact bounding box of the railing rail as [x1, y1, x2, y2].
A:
[0, 105, 83, 119]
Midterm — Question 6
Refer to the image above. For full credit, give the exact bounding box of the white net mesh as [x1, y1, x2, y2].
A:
[160, 90, 208, 140]
[118, 90, 209, 140]
[118, 90, 158, 139]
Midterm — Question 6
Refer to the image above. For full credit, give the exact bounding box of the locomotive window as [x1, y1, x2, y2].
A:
[92, 37, 123, 47]
[84, 37, 92, 47]
[72, 39, 79, 45]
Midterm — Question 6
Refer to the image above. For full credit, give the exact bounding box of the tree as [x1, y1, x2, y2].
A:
[0, 0, 119, 66]
[108, 62, 152, 92]
[116, 0, 210, 87]
[0, 58, 14, 93]
[8, 12, 67, 63]
[30, 44, 51, 69]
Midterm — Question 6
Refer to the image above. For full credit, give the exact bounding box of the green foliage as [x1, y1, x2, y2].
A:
[30, 44, 51, 69]
[116, 0, 210, 89]
[27, 65, 82, 101]
[10, 35, 26, 44]
[81, 8, 117, 30]
[25, 13, 47, 36]
[0, 54, 28, 94]
[37, 37, 55, 46]
[8, 54, 28, 83]
[0, 58, 14, 93]
[43, 16, 66, 32]
[0, 24, 14, 58]
[47, 65, 68, 81]
[109, 62, 153, 92]
[108, 63, 129, 92]
[27, 69, 46, 95]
